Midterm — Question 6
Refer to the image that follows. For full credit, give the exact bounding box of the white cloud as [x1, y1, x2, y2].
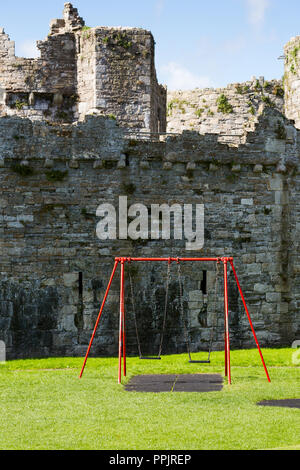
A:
[18, 40, 40, 58]
[159, 62, 213, 91]
[246, 0, 270, 27]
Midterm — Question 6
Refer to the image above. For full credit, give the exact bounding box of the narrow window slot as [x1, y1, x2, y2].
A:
[78, 272, 83, 300]
[200, 270, 207, 295]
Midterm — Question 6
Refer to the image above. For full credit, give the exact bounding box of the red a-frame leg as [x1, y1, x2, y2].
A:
[79, 260, 119, 379]
[223, 259, 231, 384]
[229, 260, 271, 383]
[118, 259, 126, 384]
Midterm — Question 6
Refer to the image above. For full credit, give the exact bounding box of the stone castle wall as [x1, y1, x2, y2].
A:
[0, 3, 166, 131]
[0, 29, 78, 123]
[0, 3, 299, 359]
[167, 78, 284, 146]
[284, 36, 300, 129]
[0, 108, 299, 359]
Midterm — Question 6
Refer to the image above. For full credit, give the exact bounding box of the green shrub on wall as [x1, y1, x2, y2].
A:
[216, 94, 233, 114]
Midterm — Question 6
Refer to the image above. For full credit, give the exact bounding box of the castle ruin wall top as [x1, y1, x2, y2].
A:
[0, 2, 298, 143]
[0, 3, 166, 132]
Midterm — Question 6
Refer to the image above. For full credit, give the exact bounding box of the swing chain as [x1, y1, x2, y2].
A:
[128, 267, 143, 358]
[129, 259, 172, 359]
[158, 259, 171, 358]
[207, 260, 220, 361]
[177, 261, 192, 361]
[177, 259, 220, 362]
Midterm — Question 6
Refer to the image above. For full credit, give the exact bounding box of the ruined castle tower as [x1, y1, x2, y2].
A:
[0, 3, 166, 132]
[284, 36, 300, 128]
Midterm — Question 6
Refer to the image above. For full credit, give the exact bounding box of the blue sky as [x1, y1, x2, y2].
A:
[0, 0, 299, 90]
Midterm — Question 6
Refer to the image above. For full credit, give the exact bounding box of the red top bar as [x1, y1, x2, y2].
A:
[115, 257, 233, 262]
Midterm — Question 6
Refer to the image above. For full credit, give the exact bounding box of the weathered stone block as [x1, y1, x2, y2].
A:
[267, 175, 283, 191]
[254, 283, 269, 294]
[266, 292, 281, 303]
[261, 302, 277, 314]
[61, 314, 76, 332]
[44, 159, 54, 169]
[69, 160, 79, 169]
[63, 273, 78, 287]
[277, 303, 289, 314]
[232, 164, 241, 173]
[253, 164, 263, 173]
[265, 138, 286, 153]
[163, 162, 173, 170]
[209, 164, 218, 172]
[188, 290, 203, 302]
[241, 198, 253, 205]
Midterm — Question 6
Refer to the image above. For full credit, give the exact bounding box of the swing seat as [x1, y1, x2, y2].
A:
[140, 357, 162, 360]
[189, 360, 211, 364]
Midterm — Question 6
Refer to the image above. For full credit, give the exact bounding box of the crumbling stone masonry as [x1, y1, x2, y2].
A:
[167, 78, 284, 146]
[0, 3, 166, 132]
[0, 4, 299, 359]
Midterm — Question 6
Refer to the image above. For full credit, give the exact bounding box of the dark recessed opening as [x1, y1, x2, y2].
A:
[78, 272, 83, 299]
[75, 272, 84, 330]
[200, 270, 207, 295]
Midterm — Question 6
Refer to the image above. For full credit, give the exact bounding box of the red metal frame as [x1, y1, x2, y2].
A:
[79, 257, 271, 384]
[79, 260, 119, 379]
[229, 259, 271, 383]
[223, 259, 231, 383]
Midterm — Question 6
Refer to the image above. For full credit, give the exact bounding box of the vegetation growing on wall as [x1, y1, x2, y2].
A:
[195, 108, 204, 118]
[14, 100, 28, 110]
[216, 94, 233, 114]
[11, 164, 34, 177]
[287, 46, 299, 75]
[102, 32, 133, 50]
[45, 170, 68, 182]
[167, 98, 189, 116]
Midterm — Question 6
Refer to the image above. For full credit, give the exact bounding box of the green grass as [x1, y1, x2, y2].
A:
[0, 348, 299, 450]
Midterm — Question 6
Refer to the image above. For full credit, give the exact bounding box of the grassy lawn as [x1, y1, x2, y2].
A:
[0, 348, 299, 450]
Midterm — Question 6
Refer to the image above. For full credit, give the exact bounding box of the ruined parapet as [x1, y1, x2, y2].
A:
[284, 36, 300, 128]
[0, 3, 166, 131]
[167, 78, 284, 146]
[0, 29, 77, 122]
[0, 29, 15, 108]
[63, 2, 85, 30]
[50, 2, 85, 34]
[0, 5, 79, 122]
[0, 28, 15, 59]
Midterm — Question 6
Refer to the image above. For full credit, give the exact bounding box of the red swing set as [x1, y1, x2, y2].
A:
[79, 257, 271, 385]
